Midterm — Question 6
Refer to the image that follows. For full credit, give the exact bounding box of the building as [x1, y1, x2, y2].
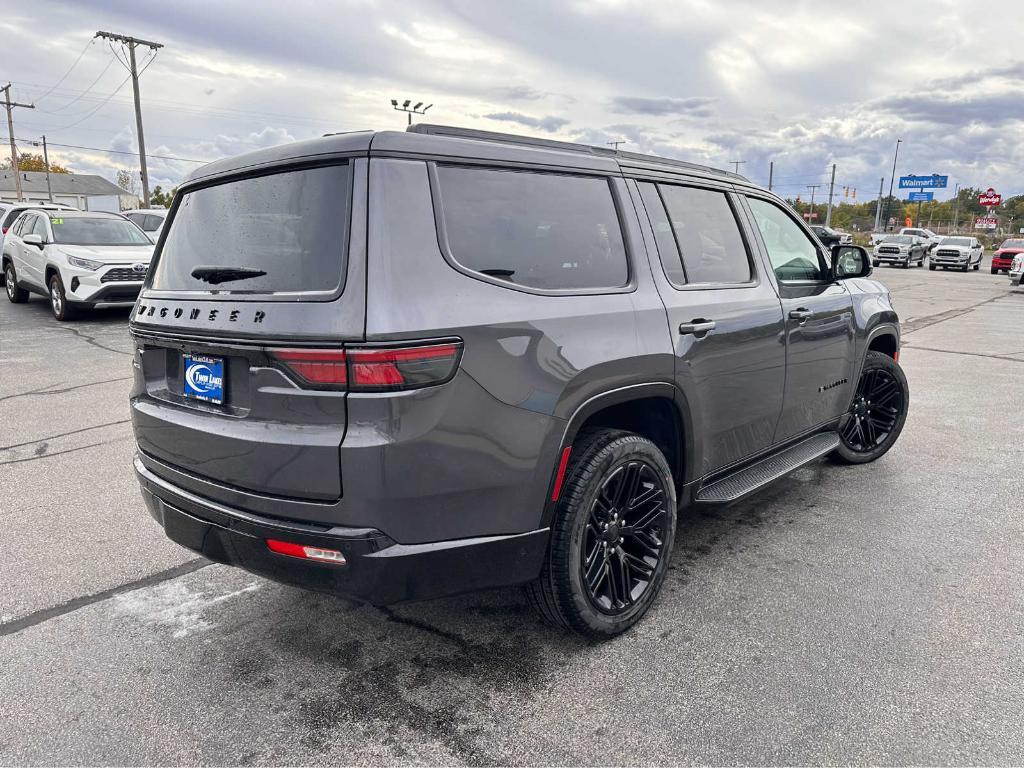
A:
[0, 170, 130, 212]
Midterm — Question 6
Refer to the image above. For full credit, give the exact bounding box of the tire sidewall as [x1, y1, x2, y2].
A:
[49, 274, 72, 321]
[560, 437, 677, 636]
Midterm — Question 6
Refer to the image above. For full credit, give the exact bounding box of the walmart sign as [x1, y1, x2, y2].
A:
[899, 174, 948, 189]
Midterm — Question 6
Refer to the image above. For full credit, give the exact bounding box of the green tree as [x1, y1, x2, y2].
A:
[150, 186, 176, 208]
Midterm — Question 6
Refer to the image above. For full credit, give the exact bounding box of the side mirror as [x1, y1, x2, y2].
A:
[22, 233, 44, 248]
[831, 245, 872, 279]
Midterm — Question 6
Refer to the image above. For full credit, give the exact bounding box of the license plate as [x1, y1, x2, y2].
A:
[183, 354, 225, 404]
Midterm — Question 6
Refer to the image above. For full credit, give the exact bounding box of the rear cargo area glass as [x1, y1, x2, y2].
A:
[150, 164, 351, 294]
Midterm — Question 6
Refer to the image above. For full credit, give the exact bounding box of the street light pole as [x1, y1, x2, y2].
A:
[391, 99, 432, 126]
[882, 138, 902, 231]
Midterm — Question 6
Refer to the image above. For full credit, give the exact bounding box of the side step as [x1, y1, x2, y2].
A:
[696, 432, 841, 503]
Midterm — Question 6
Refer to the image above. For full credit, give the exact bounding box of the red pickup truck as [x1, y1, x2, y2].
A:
[992, 239, 1024, 274]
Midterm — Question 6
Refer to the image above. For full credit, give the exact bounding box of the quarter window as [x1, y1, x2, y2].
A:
[657, 184, 752, 284]
[435, 166, 628, 291]
[747, 197, 829, 282]
[637, 182, 685, 285]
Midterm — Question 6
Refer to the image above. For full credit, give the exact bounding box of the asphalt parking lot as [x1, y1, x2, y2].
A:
[2, 258, 1022, 765]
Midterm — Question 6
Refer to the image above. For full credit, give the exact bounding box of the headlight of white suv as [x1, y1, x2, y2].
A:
[66, 254, 103, 271]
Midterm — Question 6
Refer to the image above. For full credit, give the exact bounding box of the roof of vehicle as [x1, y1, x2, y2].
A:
[0, 201, 74, 210]
[122, 208, 169, 216]
[37, 209, 125, 219]
[179, 124, 753, 190]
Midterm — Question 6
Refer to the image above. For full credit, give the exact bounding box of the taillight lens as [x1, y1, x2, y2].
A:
[267, 348, 348, 387]
[269, 341, 462, 392]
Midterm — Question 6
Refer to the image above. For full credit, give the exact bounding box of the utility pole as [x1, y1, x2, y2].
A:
[391, 99, 432, 126]
[95, 31, 162, 208]
[881, 138, 902, 231]
[768, 161, 773, 192]
[806, 184, 821, 221]
[22, 135, 54, 202]
[873, 176, 884, 231]
[825, 163, 837, 227]
[951, 183, 961, 233]
[2, 84, 35, 201]
[729, 159, 746, 175]
[41, 135, 52, 202]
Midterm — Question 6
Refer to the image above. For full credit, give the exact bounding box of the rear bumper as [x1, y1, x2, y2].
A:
[135, 455, 549, 604]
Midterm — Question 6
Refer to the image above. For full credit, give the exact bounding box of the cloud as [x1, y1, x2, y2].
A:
[483, 111, 570, 132]
[490, 85, 545, 101]
[610, 96, 717, 117]
[872, 91, 1024, 126]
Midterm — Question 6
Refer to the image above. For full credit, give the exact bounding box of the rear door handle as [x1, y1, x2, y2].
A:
[679, 319, 716, 336]
[789, 308, 812, 323]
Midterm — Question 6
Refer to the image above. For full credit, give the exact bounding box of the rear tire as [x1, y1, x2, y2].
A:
[973, 264, 980, 271]
[526, 429, 677, 638]
[4, 262, 28, 303]
[48, 274, 79, 321]
[831, 351, 909, 465]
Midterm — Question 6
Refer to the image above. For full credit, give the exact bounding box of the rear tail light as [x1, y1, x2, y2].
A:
[269, 341, 462, 392]
[266, 539, 347, 564]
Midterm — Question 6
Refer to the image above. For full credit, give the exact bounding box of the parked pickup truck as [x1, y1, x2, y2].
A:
[899, 227, 942, 252]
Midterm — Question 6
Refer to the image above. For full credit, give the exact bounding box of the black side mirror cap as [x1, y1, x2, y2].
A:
[831, 244, 872, 279]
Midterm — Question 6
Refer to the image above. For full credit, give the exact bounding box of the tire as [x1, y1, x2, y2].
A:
[526, 429, 677, 638]
[831, 351, 909, 465]
[929, 264, 936, 271]
[973, 264, 980, 271]
[48, 273, 79, 321]
[4, 261, 29, 303]
[991, 268, 998, 275]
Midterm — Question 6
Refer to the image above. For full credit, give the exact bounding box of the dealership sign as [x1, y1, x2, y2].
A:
[907, 191, 934, 202]
[978, 188, 1002, 206]
[899, 174, 948, 189]
[974, 216, 998, 230]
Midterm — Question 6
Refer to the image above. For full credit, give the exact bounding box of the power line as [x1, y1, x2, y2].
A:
[40, 73, 132, 132]
[38, 54, 117, 115]
[15, 137, 208, 164]
[31, 39, 96, 105]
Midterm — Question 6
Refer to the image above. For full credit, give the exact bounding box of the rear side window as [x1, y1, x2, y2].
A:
[150, 164, 351, 294]
[435, 166, 628, 291]
[4, 208, 27, 231]
[658, 185, 752, 284]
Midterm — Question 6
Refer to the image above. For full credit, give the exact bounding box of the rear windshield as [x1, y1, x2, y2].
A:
[149, 164, 351, 294]
[51, 216, 152, 245]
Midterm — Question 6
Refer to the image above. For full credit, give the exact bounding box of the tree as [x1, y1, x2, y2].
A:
[1, 152, 70, 173]
[150, 185, 175, 208]
[116, 168, 140, 199]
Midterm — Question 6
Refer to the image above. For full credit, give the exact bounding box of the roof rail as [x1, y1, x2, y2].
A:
[406, 123, 746, 181]
[407, 123, 616, 156]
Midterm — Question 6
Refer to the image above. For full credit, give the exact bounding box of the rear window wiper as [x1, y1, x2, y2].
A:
[190, 265, 267, 285]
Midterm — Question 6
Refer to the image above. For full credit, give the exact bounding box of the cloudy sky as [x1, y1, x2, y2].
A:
[5, 0, 1023, 202]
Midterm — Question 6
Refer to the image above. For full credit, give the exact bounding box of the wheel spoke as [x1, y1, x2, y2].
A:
[613, 551, 633, 606]
[622, 550, 654, 580]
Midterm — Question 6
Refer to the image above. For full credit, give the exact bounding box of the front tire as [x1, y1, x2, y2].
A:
[929, 264, 936, 271]
[526, 429, 677, 638]
[831, 351, 909, 465]
[48, 274, 79, 321]
[4, 262, 29, 303]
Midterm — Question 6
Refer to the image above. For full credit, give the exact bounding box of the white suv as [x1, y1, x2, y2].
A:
[2, 209, 154, 320]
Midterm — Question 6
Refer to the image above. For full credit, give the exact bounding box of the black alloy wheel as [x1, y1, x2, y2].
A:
[527, 429, 677, 637]
[832, 350, 909, 464]
[581, 460, 669, 615]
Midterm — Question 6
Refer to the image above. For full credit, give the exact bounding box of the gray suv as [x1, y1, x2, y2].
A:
[130, 125, 908, 637]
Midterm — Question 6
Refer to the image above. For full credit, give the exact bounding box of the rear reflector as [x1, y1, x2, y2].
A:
[266, 539, 347, 564]
[270, 341, 462, 392]
[551, 446, 573, 501]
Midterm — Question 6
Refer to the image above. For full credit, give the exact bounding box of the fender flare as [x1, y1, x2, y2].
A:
[539, 382, 696, 527]
[862, 323, 900, 370]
